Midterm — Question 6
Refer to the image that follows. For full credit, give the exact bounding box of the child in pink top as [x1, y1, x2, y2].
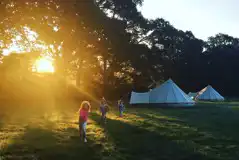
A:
[78, 101, 91, 142]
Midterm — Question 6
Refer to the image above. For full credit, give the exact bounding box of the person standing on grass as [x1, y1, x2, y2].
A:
[118, 99, 125, 117]
[99, 98, 109, 124]
[78, 101, 91, 143]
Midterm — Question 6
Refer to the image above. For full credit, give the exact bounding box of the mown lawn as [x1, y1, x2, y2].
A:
[1, 102, 239, 160]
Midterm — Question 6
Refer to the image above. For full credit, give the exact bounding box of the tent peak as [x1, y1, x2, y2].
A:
[167, 78, 173, 83]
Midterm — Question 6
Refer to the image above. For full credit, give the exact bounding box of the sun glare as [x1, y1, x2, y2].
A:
[34, 57, 55, 73]
[1, 27, 59, 74]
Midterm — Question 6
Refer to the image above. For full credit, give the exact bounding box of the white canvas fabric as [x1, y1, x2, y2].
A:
[129, 92, 149, 104]
[196, 85, 224, 101]
[149, 79, 194, 104]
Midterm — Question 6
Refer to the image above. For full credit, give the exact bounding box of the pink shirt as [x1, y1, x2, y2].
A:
[79, 109, 89, 122]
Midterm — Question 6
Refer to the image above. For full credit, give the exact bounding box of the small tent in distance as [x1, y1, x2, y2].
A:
[195, 85, 224, 101]
[129, 92, 149, 104]
[149, 79, 195, 106]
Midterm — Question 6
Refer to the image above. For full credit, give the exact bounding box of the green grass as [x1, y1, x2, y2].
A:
[1, 102, 239, 160]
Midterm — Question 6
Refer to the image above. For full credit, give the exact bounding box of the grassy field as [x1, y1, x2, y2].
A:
[1, 102, 239, 160]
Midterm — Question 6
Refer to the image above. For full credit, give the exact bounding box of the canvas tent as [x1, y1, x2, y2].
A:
[129, 92, 149, 104]
[149, 79, 195, 105]
[188, 92, 197, 99]
[195, 85, 224, 101]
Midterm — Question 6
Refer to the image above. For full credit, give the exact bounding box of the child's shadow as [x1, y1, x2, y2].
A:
[90, 112, 211, 160]
[90, 112, 107, 127]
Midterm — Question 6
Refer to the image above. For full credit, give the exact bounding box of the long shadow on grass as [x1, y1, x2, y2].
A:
[131, 106, 239, 140]
[131, 107, 239, 160]
[158, 107, 239, 139]
[90, 112, 214, 160]
[1, 125, 103, 160]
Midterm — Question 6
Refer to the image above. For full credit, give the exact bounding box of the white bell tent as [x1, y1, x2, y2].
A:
[196, 85, 224, 101]
[129, 91, 149, 104]
[149, 79, 195, 105]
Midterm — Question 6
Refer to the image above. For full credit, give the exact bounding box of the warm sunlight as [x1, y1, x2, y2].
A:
[34, 57, 55, 73]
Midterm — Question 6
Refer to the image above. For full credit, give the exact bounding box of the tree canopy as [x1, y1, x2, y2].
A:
[0, 0, 238, 100]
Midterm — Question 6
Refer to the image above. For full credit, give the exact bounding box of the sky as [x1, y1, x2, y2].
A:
[140, 0, 239, 40]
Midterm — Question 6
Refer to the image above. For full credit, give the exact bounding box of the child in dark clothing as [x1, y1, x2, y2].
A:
[118, 99, 124, 117]
[99, 98, 109, 124]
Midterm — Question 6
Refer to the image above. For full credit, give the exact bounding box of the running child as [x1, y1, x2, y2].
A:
[99, 98, 109, 124]
[78, 101, 91, 142]
[118, 99, 125, 117]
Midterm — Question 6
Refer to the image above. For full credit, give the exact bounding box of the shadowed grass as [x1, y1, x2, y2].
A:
[1, 102, 239, 159]
[90, 112, 211, 160]
[127, 104, 239, 159]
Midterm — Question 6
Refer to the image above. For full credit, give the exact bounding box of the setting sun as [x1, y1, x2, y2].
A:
[34, 57, 55, 73]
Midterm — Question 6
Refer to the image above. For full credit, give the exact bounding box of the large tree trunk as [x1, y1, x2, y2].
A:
[102, 55, 107, 97]
[76, 58, 83, 87]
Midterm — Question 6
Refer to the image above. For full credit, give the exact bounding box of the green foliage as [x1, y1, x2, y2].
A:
[0, 0, 239, 100]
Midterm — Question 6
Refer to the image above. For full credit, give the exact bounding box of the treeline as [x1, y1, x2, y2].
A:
[0, 0, 238, 102]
